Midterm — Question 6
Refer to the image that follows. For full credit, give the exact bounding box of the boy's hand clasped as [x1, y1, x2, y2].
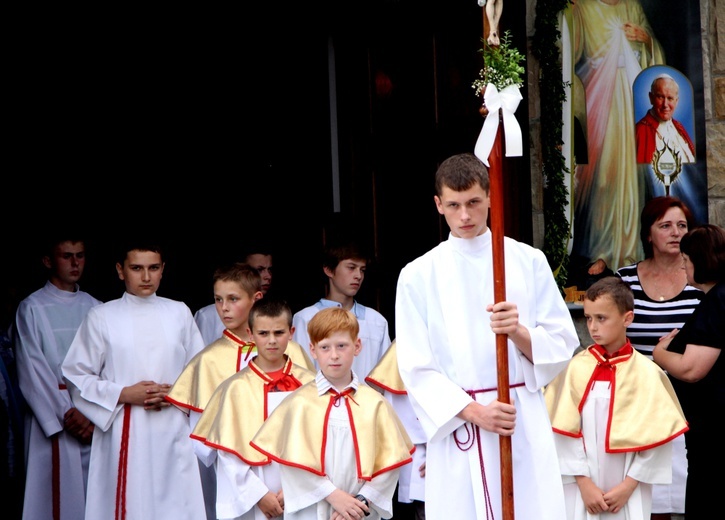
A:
[120, 381, 172, 410]
[143, 382, 172, 410]
[63, 407, 94, 444]
[327, 489, 370, 520]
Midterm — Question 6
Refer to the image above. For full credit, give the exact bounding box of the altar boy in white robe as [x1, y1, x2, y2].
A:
[251, 307, 414, 520]
[545, 277, 688, 519]
[395, 152, 581, 519]
[14, 235, 101, 520]
[365, 341, 426, 519]
[61, 238, 207, 520]
[190, 298, 316, 520]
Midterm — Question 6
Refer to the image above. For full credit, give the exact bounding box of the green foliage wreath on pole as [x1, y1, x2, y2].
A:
[532, 0, 572, 290]
[473, 30, 526, 94]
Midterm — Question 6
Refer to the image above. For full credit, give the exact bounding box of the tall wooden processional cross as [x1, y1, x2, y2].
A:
[480, 1, 515, 520]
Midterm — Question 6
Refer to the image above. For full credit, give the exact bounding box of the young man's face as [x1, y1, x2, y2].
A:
[44, 241, 86, 291]
[116, 250, 164, 297]
[246, 253, 273, 294]
[213, 279, 262, 336]
[583, 295, 632, 352]
[325, 259, 366, 298]
[310, 330, 361, 388]
[248, 314, 293, 371]
[434, 184, 490, 239]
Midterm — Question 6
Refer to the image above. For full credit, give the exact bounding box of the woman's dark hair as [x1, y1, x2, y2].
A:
[640, 196, 695, 258]
[679, 224, 725, 284]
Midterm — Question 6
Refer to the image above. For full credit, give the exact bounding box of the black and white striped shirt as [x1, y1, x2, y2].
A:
[616, 263, 704, 359]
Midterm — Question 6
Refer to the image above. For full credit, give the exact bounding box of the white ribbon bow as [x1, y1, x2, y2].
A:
[474, 83, 523, 167]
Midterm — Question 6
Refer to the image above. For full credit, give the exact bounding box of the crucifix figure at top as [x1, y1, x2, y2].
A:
[484, 0, 503, 46]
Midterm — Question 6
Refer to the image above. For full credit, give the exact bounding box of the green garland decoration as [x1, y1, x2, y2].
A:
[532, 0, 573, 290]
[472, 30, 526, 93]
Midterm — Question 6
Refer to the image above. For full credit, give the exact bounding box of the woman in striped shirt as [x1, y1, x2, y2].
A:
[616, 195, 703, 520]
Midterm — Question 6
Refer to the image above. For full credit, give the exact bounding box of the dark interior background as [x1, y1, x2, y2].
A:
[3, 1, 532, 337]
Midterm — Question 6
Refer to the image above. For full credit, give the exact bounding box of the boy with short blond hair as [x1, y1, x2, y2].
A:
[252, 307, 413, 519]
[195, 245, 275, 345]
[166, 263, 264, 417]
[545, 277, 688, 519]
[167, 263, 313, 419]
[191, 298, 316, 520]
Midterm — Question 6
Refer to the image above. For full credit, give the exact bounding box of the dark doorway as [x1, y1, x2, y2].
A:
[5, 1, 531, 337]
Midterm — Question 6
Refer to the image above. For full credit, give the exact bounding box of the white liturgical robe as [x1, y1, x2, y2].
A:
[395, 231, 580, 519]
[15, 281, 101, 520]
[554, 382, 673, 520]
[62, 292, 206, 520]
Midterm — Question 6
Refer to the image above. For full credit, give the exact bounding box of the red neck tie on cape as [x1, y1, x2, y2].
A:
[266, 370, 302, 392]
[329, 387, 357, 407]
[590, 343, 633, 383]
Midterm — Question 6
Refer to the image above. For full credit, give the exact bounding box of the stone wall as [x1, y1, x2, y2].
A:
[704, 0, 725, 226]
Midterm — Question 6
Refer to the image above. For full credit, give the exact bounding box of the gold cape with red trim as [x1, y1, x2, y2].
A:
[191, 357, 316, 465]
[365, 340, 406, 395]
[250, 382, 415, 479]
[166, 330, 314, 412]
[544, 344, 688, 452]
